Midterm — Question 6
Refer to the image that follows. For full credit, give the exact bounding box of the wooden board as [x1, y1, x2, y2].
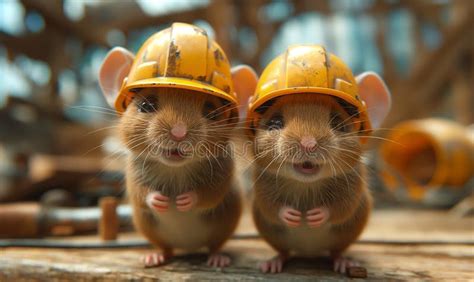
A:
[0, 209, 473, 281]
[1, 241, 472, 281]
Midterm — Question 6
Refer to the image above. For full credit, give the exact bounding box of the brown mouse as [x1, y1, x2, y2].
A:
[123, 88, 241, 267]
[246, 46, 391, 274]
[98, 23, 257, 268]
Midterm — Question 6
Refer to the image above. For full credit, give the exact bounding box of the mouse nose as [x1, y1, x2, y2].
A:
[300, 136, 317, 152]
[170, 122, 187, 141]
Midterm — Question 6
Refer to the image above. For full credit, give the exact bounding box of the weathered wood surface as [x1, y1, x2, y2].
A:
[0, 209, 473, 281]
[1, 240, 472, 281]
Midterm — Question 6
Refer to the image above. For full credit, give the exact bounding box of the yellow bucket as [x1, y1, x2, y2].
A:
[379, 118, 474, 203]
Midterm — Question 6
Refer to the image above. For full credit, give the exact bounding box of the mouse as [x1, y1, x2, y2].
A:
[121, 87, 241, 268]
[245, 46, 391, 274]
[97, 23, 257, 268]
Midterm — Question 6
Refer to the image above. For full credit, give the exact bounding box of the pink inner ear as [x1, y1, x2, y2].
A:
[356, 72, 391, 128]
[99, 47, 135, 108]
[231, 65, 258, 120]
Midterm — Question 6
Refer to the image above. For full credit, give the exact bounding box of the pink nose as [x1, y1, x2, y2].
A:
[300, 136, 317, 151]
[170, 123, 187, 141]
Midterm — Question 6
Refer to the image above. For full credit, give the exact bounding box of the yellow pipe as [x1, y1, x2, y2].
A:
[380, 118, 474, 198]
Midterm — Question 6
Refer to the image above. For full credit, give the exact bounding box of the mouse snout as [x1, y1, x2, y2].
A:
[170, 122, 187, 141]
[300, 136, 317, 152]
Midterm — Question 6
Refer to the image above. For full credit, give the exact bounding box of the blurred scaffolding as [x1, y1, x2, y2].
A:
[0, 0, 473, 205]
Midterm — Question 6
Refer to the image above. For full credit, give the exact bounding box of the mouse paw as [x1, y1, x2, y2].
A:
[142, 252, 170, 268]
[207, 253, 231, 268]
[259, 255, 286, 273]
[333, 257, 360, 274]
[306, 207, 329, 228]
[176, 191, 197, 212]
[146, 192, 169, 213]
[279, 207, 301, 227]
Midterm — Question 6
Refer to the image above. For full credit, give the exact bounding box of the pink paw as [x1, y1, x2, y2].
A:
[259, 255, 286, 273]
[176, 191, 197, 212]
[146, 192, 169, 213]
[142, 253, 169, 268]
[279, 207, 301, 227]
[306, 207, 329, 228]
[333, 257, 360, 274]
[207, 253, 231, 268]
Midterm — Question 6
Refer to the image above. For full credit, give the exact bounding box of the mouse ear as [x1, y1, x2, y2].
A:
[356, 71, 392, 129]
[99, 47, 135, 109]
[231, 65, 258, 120]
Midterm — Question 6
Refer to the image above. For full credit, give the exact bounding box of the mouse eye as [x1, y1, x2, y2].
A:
[137, 98, 157, 113]
[330, 112, 349, 133]
[203, 101, 219, 120]
[266, 114, 284, 130]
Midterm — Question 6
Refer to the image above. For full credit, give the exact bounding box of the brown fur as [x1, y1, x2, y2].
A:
[250, 94, 372, 258]
[120, 88, 241, 256]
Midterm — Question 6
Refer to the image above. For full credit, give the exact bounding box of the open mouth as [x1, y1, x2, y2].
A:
[161, 148, 189, 161]
[293, 161, 321, 175]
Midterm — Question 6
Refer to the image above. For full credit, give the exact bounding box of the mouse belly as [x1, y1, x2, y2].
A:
[152, 210, 210, 251]
[283, 224, 333, 257]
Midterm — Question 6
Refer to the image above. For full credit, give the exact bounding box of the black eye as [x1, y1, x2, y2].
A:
[330, 112, 348, 132]
[137, 98, 157, 113]
[203, 101, 219, 120]
[266, 114, 284, 130]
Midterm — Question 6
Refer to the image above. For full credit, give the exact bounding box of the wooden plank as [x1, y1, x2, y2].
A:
[0, 209, 473, 280]
[0, 240, 472, 281]
[360, 209, 474, 243]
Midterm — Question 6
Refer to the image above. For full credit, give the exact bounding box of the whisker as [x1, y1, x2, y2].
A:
[339, 135, 406, 147]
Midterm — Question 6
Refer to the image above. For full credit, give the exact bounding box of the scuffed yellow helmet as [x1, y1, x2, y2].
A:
[114, 22, 236, 113]
[247, 45, 370, 134]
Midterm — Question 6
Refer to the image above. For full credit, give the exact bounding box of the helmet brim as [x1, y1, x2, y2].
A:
[115, 77, 237, 113]
[247, 87, 372, 139]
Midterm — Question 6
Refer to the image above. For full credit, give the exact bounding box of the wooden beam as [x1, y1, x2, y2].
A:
[382, 4, 474, 127]
[0, 209, 473, 280]
[20, 0, 108, 46]
[20, 0, 208, 48]
[0, 30, 60, 62]
[452, 66, 474, 125]
[207, 0, 234, 59]
[375, 12, 398, 87]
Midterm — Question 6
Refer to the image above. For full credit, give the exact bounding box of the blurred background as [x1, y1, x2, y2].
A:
[0, 0, 472, 238]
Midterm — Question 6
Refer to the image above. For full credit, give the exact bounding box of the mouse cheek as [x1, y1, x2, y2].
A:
[338, 140, 362, 166]
[338, 136, 360, 151]
[201, 124, 216, 142]
[275, 139, 285, 156]
[254, 136, 266, 155]
[119, 119, 139, 147]
[266, 135, 283, 159]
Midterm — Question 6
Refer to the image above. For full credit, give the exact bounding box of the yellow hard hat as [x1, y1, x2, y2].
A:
[114, 22, 236, 113]
[247, 45, 370, 134]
